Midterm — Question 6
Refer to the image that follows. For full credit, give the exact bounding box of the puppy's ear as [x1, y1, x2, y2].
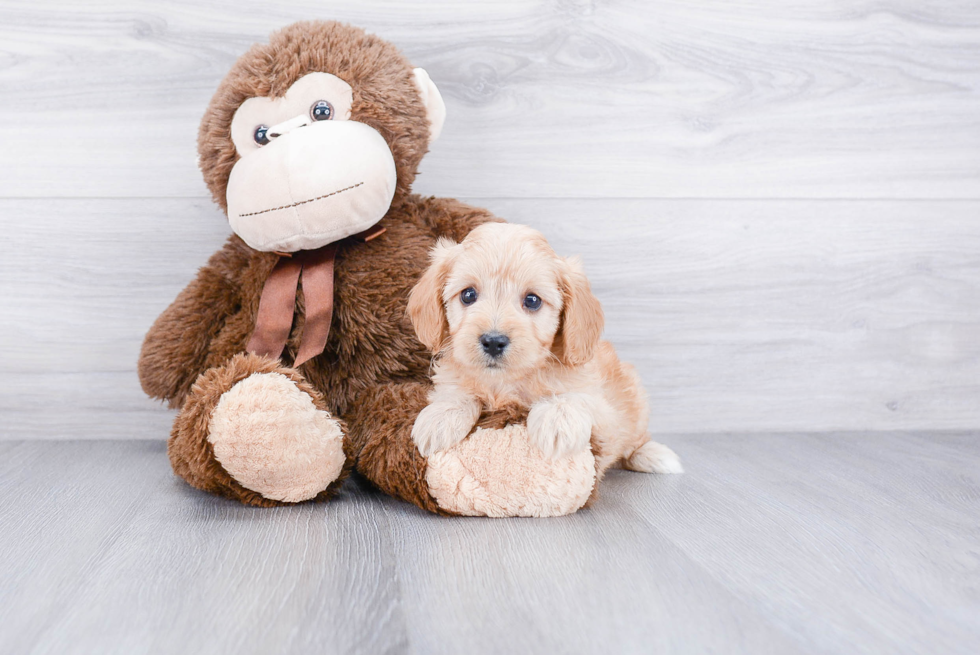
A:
[408, 238, 457, 352]
[554, 256, 604, 366]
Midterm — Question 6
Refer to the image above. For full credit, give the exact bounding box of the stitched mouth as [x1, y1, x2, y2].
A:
[237, 181, 365, 218]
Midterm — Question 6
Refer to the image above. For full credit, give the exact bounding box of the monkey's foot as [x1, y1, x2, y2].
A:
[425, 423, 595, 518]
[170, 353, 350, 506]
[208, 371, 345, 502]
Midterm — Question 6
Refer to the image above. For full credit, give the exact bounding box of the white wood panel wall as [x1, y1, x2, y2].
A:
[1, 0, 978, 439]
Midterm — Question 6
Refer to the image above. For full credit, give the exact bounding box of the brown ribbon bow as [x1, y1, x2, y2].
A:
[246, 225, 385, 366]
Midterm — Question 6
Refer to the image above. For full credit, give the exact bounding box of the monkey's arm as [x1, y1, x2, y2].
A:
[419, 196, 505, 242]
[346, 380, 597, 517]
[138, 237, 254, 408]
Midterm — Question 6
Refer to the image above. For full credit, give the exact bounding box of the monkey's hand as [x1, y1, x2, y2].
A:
[138, 238, 254, 408]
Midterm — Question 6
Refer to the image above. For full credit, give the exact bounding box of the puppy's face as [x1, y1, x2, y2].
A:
[409, 223, 603, 382]
[441, 225, 563, 377]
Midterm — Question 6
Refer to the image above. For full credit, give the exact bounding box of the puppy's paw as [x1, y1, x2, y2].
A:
[527, 396, 594, 460]
[412, 402, 479, 457]
[625, 440, 684, 474]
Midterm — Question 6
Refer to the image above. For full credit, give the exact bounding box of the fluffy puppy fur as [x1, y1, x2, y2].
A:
[407, 223, 682, 475]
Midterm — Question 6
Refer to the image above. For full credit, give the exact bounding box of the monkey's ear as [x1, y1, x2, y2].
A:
[413, 68, 446, 143]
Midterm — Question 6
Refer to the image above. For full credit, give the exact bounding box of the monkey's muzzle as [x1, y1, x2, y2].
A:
[226, 120, 397, 253]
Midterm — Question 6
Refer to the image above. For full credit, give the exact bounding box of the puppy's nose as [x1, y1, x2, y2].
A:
[480, 332, 510, 358]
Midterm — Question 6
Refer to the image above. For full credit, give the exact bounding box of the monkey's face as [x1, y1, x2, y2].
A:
[223, 68, 443, 253]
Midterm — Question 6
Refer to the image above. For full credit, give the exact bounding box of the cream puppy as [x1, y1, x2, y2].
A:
[407, 222, 682, 476]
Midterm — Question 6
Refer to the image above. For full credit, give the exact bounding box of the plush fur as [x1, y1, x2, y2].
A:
[167, 352, 353, 507]
[140, 196, 498, 417]
[426, 423, 597, 517]
[208, 370, 346, 502]
[198, 21, 430, 213]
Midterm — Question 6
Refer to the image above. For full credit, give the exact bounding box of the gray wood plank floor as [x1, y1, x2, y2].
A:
[1, 435, 977, 655]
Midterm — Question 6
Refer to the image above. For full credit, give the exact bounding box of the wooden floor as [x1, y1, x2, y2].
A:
[1, 434, 977, 655]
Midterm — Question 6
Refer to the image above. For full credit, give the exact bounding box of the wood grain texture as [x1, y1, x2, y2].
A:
[2, 197, 977, 439]
[628, 431, 980, 655]
[0, 441, 409, 655]
[1, 0, 978, 199]
[1, 435, 977, 654]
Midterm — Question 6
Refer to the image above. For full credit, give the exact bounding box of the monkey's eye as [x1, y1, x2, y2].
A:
[523, 293, 542, 311]
[310, 100, 334, 121]
[253, 125, 270, 146]
[460, 288, 478, 306]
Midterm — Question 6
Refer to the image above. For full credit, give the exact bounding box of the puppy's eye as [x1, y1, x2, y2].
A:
[253, 125, 270, 146]
[460, 287, 478, 306]
[310, 100, 334, 121]
[523, 293, 542, 311]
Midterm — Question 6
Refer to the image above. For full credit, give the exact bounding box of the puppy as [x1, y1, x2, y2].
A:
[407, 223, 682, 476]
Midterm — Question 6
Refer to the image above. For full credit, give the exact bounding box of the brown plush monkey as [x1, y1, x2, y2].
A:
[139, 21, 599, 516]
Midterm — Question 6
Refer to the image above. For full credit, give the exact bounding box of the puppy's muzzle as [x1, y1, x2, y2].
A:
[479, 332, 510, 359]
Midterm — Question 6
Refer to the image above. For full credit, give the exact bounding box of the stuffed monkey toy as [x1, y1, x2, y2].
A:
[139, 21, 606, 517]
